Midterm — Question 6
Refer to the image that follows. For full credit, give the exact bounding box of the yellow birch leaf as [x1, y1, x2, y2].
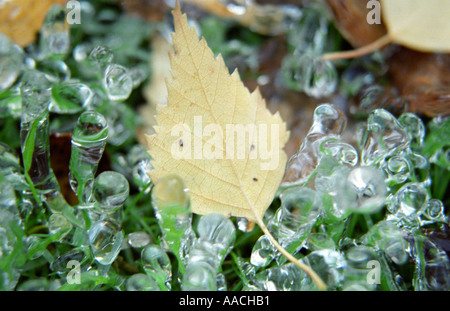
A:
[146, 2, 326, 290]
[146, 3, 289, 224]
[381, 0, 450, 53]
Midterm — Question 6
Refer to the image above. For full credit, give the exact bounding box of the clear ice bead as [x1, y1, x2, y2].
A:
[141, 244, 172, 290]
[181, 261, 217, 291]
[422, 199, 446, 223]
[282, 51, 337, 98]
[20, 70, 66, 210]
[303, 249, 346, 289]
[387, 182, 429, 225]
[314, 160, 353, 221]
[103, 64, 132, 101]
[361, 109, 409, 166]
[362, 221, 408, 265]
[127, 145, 152, 190]
[283, 104, 346, 187]
[48, 213, 72, 241]
[383, 155, 411, 186]
[398, 113, 425, 150]
[126, 273, 160, 291]
[50, 81, 93, 113]
[287, 3, 328, 53]
[242, 3, 302, 36]
[99, 101, 135, 146]
[307, 232, 336, 251]
[51, 249, 87, 275]
[246, 262, 316, 291]
[250, 235, 277, 268]
[343, 245, 379, 290]
[89, 45, 114, 69]
[69, 111, 108, 208]
[93, 171, 129, 212]
[0, 34, 24, 91]
[127, 231, 151, 248]
[20, 70, 51, 121]
[410, 233, 450, 291]
[39, 5, 71, 59]
[182, 214, 235, 290]
[250, 187, 322, 267]
[88, 220, 123, 265]
[151, 174, 195, 268]
[275, 187, 321, 245]
[36, 59, 71, 83]
[319, 138, 358, 167]
[343, 166, 387, 214]
[359, 84, 385, 110]
[196, 213, 236, 265]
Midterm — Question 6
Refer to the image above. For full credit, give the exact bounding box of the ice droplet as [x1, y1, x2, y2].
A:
[303, 249, 346, 289]
[410, 233, 450, 291]
[20, 70, 67, 211]
[126, 273, 160, 291]
[93, 171, 129, 211]
[387, 182, 428, 218]
[48, 213, 72, 240]
[287, 3, 328, 53]
[320, 138, 358, 167]
[69, 111, 108, 208]
[151, 175, 195, 267]
[0, 34, 24, 92]
[422, 199, 446, 222]
[189, 213, 236, 270]
[197, 213, 236, 258]
[383, 155, 411, 186]
[343, 245, 379, 290]
[89, 45, 114, 68]
[20, 70, 51, 121]
[282, 51, 337, 98]
[250, 235, 277, 267]
[362, 221, 408, 264]
[50, 81, 93, 113]
[141, 244, 172, 290]
[276, 187, 321, 242]
[182, 261, 217, 291]
[127, 232, 151, 248]
[103, 64, 132, 101]
[307, 233, 336, 251]
[283, 104, 346, 187]
[361, 109, 409, 166]
[246, 262, 316, 291]
[39, 5, 71, 59]
[36, 59, 71, 83]
[398, 113, 425, 150]
[344, 166, 387, 214]
[88, 220, 123, 265]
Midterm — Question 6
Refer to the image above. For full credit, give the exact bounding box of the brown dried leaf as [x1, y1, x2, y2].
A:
[324, 0, 387, 47]
[0, 0, 67, 47]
